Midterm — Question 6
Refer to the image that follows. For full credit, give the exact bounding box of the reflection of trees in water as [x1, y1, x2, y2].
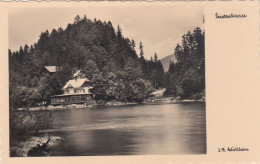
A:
[177, 103, 206, 154]
[50, 129, 138, 156]
[48, 103, 206, 156]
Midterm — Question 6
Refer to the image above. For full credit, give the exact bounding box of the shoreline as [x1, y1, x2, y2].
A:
[16, 98, 205, 111]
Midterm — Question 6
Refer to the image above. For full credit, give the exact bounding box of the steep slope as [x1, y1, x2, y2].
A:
[161, 54, 176, 72]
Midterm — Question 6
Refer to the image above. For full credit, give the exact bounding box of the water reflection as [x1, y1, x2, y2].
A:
[46, 102, 206, 156]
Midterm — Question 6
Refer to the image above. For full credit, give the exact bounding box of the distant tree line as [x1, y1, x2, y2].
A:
[9, 15, 167, 108]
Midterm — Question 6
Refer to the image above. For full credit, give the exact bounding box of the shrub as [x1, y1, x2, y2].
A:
[192, 92, 202, 100]
[10, 110, 54, 140]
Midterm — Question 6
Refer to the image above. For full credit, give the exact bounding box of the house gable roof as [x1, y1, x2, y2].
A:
[73, 70, 81, 77]
[62, 78, 90, 90]
[44, 66, 57, 73]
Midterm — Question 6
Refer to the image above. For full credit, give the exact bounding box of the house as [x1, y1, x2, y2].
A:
[50, 70, 94, 105]
[43, 66, 59, 75]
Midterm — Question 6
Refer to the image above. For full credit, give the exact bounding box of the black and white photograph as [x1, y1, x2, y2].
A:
[8, 4, 206, 157]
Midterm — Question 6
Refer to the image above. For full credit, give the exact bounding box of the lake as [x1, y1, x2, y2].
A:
[46, 102, 206, 156]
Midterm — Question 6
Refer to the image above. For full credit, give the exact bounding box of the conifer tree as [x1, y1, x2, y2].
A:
[74, 15, 81, 24]
[154, 53, 158, 63]
[139, 41, 144, 60]
[168, 60, 175, 74]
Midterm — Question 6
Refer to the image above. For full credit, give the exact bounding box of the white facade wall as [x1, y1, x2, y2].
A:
[64, 87, 91, 94]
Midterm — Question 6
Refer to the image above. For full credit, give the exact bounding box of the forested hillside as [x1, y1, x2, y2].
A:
[9, 15, 165, 108]
[164, 27, 205, 100]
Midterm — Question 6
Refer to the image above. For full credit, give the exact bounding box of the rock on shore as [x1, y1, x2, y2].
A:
[10, 136, 63, 157]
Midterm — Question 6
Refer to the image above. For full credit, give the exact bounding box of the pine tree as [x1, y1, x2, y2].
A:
[139, 41, 144, 59]
[83, 14, 87, 21]
[154, 53, 158, 63]
[116, 25, 123, 40]
[57, 27, 63, 33]
[74, 15, 81, 24]
[168, 60, 175, 74]
[24, 44, 29, 54]
[131, 39, 136, 50]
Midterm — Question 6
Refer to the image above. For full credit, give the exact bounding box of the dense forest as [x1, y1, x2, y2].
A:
[164, 27, 205, 100]
[9, 15, 165, 108]
[9, 15, 204, 108]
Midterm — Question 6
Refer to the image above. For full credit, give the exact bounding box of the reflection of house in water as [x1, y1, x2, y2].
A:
[50, 70, 94, 105]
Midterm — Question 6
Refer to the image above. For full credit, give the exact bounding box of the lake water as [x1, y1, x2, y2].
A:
[46, 102, 206, 156]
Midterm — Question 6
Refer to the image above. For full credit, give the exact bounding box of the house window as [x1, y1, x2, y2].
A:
[57, 98, 65, 103]
[71, 96, 76, 102]
[71, 96, 81, 103]
[73, 89, 81, 93]
[81, 95, 86, 101]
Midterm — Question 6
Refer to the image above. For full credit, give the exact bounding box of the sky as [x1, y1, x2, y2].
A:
[9, 5, 203, 59]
